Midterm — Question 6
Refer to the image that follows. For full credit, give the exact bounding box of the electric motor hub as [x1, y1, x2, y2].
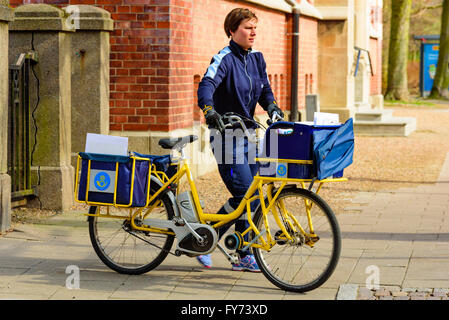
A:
[178, 227, 215, 253]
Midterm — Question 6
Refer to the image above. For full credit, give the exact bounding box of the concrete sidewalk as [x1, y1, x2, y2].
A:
[1, 152, 449, 300]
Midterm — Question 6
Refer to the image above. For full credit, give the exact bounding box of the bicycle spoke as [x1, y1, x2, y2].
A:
[253, 188, 341, 292]
[89, 195, 175, 274]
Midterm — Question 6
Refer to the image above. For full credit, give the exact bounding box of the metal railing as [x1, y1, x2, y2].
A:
[8, 52, 38, 201]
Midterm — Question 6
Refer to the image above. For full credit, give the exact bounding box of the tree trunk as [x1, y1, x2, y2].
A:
[429, 0, 449, 100]
[385, 0, 412, 101]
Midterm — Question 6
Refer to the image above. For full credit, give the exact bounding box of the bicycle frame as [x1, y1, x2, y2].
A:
[76, 124, 347, 252]
[122, 156, 347, 252]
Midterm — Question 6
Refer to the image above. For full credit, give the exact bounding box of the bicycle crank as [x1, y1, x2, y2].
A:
[178, 226, 218, 255]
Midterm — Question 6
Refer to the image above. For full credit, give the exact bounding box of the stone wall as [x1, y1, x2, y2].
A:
[0, 3, 13, 232]
[8, 3, 112, 211]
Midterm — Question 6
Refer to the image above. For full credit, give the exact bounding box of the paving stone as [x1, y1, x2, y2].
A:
[426, 296, 442, 300]
[384, 285, 401, 292]
[433, 288, 449, 295]
[409, 291, 427, 297]
[410, 296, 426, 300]
[379, 296, 394, 300]
[336, 284, 358, 300]
[431, 291, 448, 297]
[357, 287, 374, 300]
[402, 288, 418, 293]
[393, 296, 410, 300]
[374, 288, 391, 297]
[392, 291, 409, 297]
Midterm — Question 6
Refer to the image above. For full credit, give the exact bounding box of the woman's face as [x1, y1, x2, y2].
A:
[230, 18, 257, 50]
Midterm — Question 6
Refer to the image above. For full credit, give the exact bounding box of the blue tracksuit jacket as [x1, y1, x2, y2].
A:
[197, 40, 277, 127]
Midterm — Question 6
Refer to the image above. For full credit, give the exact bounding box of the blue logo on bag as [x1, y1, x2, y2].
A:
[277, 164, 287, 176]
[94, 172, 110, 191]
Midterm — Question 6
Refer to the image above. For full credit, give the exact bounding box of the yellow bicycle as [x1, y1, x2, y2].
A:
[75, 114, 347, 293]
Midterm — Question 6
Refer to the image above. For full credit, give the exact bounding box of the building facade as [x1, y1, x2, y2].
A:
[7, 0, 383, 177]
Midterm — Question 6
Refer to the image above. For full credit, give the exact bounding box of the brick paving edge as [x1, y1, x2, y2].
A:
[336, 284, 359, 300]
[335, 285, 449, 300]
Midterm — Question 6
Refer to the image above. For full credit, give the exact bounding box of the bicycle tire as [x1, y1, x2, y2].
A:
[88, 191, 175, 275]
[252, 187, 341, 293]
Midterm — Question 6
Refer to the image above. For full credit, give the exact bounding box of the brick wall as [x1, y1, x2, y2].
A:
[369, 37, 382, 95]
[108, 0, 196, 132]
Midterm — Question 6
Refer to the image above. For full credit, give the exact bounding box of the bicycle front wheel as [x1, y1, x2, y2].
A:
[252, 188, 341, 293]
[88, 194, 175, 275]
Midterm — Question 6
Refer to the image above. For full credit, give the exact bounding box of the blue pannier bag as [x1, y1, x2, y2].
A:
[77, 152, 151, 207]
[132, 152, 177, 180]
[313, 118, 354, 180]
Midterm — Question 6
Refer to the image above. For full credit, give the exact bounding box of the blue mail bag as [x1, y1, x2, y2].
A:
[132, 152, 177, 180]
[259, 121, 314, 179]
[313, 118, 354, 180]
[76, 152, 151, 207]
[259, 118, 354, 180]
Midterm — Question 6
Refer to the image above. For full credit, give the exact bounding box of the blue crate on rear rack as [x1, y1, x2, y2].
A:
[75, 152, 152, 207]
[258, 118, 354, 180]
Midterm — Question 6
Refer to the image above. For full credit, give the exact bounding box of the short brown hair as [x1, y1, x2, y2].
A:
[224, 8, 258, 38]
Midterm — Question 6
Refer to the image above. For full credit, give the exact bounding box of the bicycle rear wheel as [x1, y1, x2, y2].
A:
[88, 193, 175, 275]
[252, 188, 341, 292]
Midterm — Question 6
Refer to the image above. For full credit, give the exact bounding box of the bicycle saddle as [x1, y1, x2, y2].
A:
[158, 135, 198, 150]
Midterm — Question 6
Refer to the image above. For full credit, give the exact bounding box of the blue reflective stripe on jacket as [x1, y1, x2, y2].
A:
[197, 40, 276, 124]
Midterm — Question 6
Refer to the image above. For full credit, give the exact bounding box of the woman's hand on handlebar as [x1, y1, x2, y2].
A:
[266, 103, 284, 125]
[205, 109, 226, 133]
[267, 103, 284, 119]
[221, 113, 241, 128]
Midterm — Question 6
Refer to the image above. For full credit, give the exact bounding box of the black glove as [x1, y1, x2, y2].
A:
[204, 108, 225, 133]
[266, 103, 284, 120]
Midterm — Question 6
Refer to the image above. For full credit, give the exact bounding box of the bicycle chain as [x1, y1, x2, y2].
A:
[123, 226, 178, 257]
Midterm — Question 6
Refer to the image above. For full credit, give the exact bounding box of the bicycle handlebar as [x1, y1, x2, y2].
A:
[220, 112, 284, 143]
[266, 112, 283, 126]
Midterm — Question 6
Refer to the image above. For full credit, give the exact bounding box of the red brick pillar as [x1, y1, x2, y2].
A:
[165, 0, 194, 131]
[107, 0, 195, 156]
[142, 0, 194, 133]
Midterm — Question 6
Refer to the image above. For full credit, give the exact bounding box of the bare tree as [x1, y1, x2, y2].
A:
[385, 0, 413, 101]
[411, 0, 443, 18]
[429, 0, 449, 99]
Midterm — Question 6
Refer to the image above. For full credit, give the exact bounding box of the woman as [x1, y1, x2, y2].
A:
[196, 8, 284, 271]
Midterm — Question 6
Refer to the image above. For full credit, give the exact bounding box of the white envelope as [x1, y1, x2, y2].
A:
[85, 133, 128, 156]
[313, 112, 340, 126]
